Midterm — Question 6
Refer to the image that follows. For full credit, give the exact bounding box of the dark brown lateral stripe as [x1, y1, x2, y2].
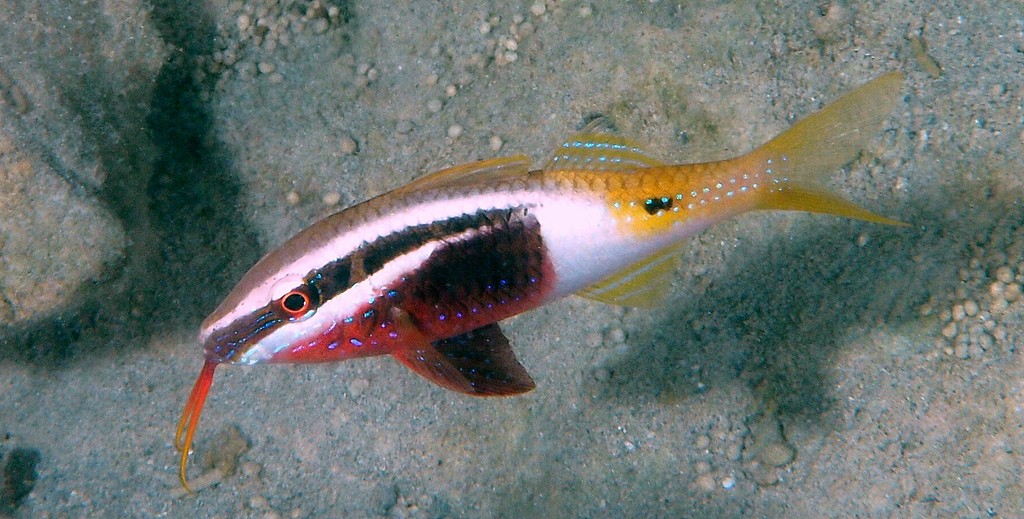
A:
[309, 255, 353, 305]
[311, 207, 521, 302]
[204, 207, 528, 363]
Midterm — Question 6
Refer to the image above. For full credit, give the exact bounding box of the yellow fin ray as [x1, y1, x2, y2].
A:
[544, 132, 665, 173]
[755, 185, 907, 226]
[747, 72, 906, 225]
[754, 71, 904, 184]
[394, 155, 531, 195]
[579, 244, 681, 307]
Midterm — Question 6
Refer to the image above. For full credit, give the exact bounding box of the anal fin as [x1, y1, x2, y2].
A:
[578, 244, 682, 307]
[392, 324, 536, 396]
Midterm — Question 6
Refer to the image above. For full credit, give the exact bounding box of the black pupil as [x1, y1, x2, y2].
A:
[283, 292, 307, 312]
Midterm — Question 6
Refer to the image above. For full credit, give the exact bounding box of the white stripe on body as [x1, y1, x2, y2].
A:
[200, 175, 715, 346]
[236, 240, 441, 364]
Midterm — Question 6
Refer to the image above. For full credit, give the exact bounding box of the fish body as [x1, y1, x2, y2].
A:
[176, 72, 906, 489]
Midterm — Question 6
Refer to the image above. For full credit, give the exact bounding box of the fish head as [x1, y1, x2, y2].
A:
[199, 269, 327, 365]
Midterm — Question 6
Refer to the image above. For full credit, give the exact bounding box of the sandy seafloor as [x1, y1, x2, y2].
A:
[1, 0, 1023, 517]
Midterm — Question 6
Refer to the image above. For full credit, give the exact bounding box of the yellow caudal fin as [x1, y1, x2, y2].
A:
[747, 71, 907, 225]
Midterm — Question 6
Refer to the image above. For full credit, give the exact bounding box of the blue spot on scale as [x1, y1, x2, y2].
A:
[350, 338, 363, 347]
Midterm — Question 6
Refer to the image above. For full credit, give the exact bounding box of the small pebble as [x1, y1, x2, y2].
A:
[722, 476, 736, 489]
[240, 461, 263, 478]
[952, 304, 966, 321]
[312, 18, 329, 34]
[989, 281, 1006, 298]
[426, 98, 443, 113]
[339, 136, 358, 155]
[977, 332, 994, 351]
[445, 84, 458, 97]
[990, 296, 1008, 313]
[693, 460, 711, 474]
[695, 474, 716, 492]
[726, 442, 743, 461]
[941, 322, 957, 339]
[518, 21, 535, 38]
[366, 67, 379, 82]
[249, 495, 270, 510]
[285, 191, 300, 205]
[530, 1, 546, 16]
[1006, 283, 1022, 301]
[963, 300, 979, 317]
[237, 14, 252, 31]
[993, 325, 1007, 342]
[447, 124, 464, 139]
[996, 265, 1015, 283]
[607, 327, 626, 344]
[579, 4, 593, 17]
[268, 72, 284, 84]
[322, 192, 341, 206]
[760, 441, 796, 467]
[258, 62, 276, 74]
[489, 135, 503, 151]
[694, 434, 711, 450]
[955, 342, 970, 359]
[236, 61, 256, 81]
[222, 49, 238, 66]
[396, 120, 413, 134]
[479, 21, 492, 34]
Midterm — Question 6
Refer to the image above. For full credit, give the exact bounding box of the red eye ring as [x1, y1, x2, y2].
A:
[280, 289, 311, 318]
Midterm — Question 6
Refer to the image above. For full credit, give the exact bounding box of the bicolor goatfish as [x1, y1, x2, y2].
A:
[176, 72, 906, 489]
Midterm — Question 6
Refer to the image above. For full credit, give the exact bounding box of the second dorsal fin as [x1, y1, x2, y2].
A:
[543, 131, 666, 173]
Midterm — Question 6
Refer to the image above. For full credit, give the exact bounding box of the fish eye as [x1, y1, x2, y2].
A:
[278, 287, 316, 319]
[283, 291, 308, 312]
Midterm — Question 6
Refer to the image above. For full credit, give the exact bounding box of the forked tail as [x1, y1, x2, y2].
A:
[747, 71, 907, 225]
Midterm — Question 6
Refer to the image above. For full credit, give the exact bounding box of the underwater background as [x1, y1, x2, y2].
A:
[1, 0, 1022, 517]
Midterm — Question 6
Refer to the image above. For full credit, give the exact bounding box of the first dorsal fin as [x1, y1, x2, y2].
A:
[543, 129, 665, 172]
[393, 155, 531, 196]
[392, 323, 536, 396]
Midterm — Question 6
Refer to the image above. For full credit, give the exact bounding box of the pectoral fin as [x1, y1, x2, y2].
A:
[392, 324, 536, 396]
